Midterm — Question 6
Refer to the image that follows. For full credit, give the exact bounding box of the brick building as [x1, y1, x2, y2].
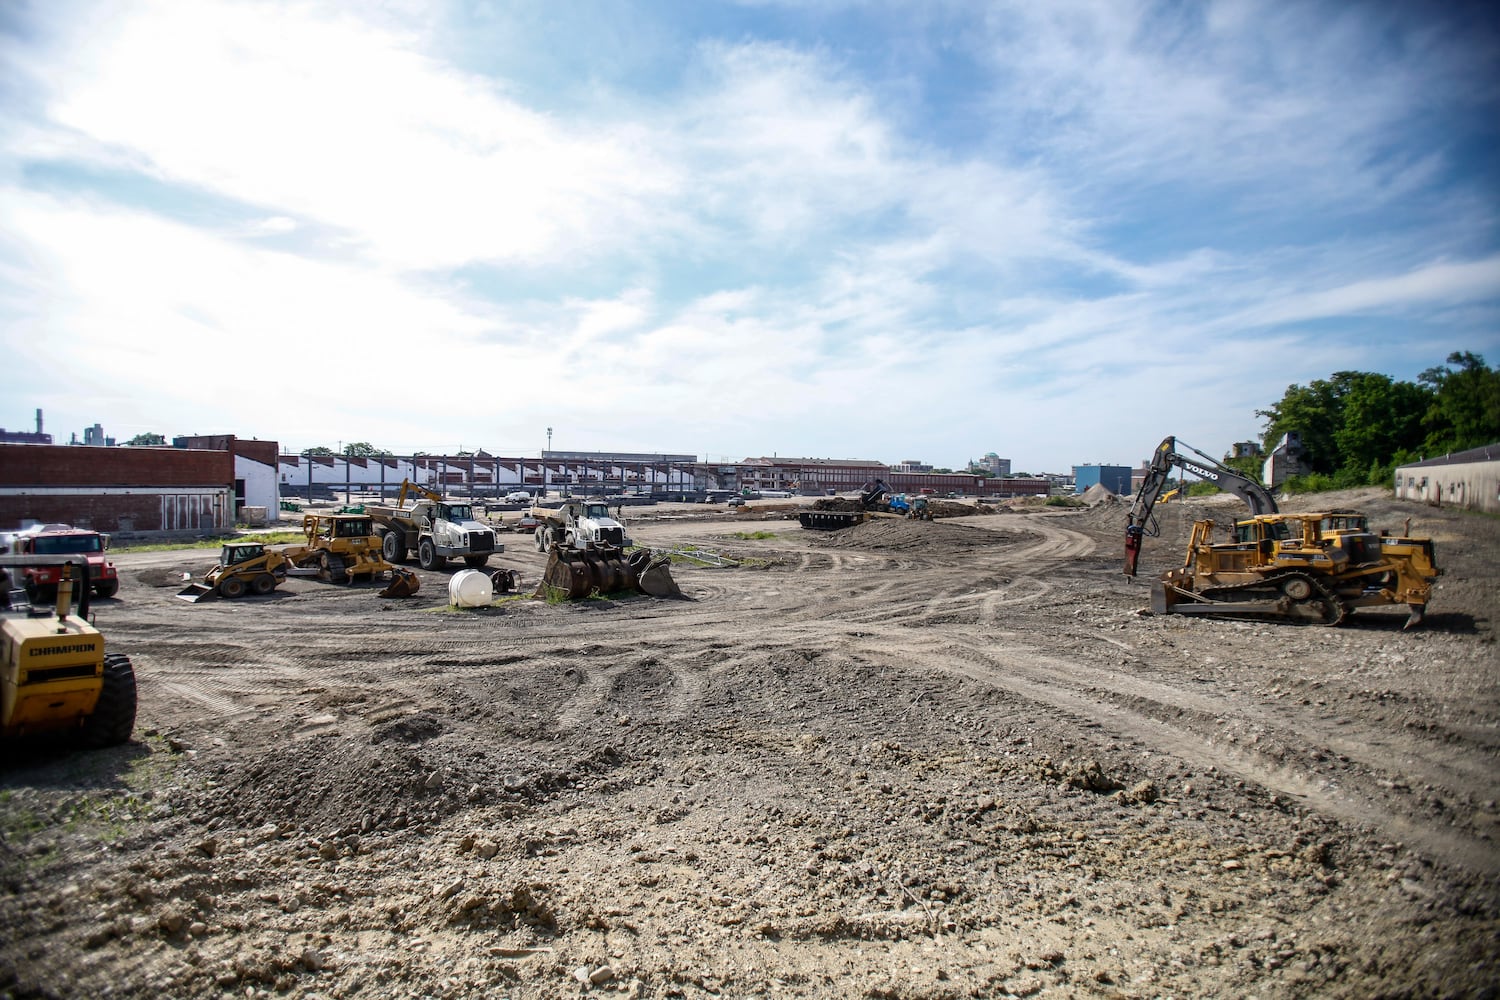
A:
[0, 443, 235, 534]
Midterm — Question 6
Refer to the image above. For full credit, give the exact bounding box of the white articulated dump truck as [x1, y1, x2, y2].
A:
[366, 480, 502, 571]
[532, 501, 631, 553]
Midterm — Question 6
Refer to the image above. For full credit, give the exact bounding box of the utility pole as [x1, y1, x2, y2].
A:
[545, 427, 552, 498]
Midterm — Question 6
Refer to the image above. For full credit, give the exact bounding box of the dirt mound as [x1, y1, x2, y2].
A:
[1081, 483, 1118, 504]
[806, 517, 1013, 553]
[927, 498, 990, 518]
[135, 565, 200, 588]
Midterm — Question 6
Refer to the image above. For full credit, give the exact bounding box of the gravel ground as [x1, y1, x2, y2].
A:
[1, 488, 1496, 999]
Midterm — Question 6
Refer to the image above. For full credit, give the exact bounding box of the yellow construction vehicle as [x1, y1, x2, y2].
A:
[282, 513, 420, 596]
[1, 557, 136, 746]
[176, 541, 292, 603]
[1126, 436, 1441, 627]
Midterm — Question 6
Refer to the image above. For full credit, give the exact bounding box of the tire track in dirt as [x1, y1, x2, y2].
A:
[837, 627, 1500, 877]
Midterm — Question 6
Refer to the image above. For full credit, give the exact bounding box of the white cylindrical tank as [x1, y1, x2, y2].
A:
[448, 569, 494, 607]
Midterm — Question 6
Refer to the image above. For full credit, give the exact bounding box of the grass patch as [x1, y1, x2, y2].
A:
[732, 530, 778, 540]
[1044, 496, 1087, 508]
[113, 531, 305, 553]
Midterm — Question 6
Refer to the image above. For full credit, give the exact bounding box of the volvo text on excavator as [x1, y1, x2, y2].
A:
[1124, 436, 1441, 628]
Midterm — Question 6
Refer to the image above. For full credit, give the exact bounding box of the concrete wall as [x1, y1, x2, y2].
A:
[1394, 456, 1500, 515]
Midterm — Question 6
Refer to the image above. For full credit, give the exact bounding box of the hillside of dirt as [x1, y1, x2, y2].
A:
[1, 489, 1496, 999]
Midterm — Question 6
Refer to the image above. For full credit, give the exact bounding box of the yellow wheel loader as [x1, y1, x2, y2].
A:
[1, 557, 136, 747]
[177, 541, 292, 603]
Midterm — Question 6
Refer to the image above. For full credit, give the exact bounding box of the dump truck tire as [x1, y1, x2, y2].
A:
[535, 528, 547, 553]
[382, 530, 406, 563]
[418, 539, 443, 570]
[219, 576, 246, 599]
[79, 653, 137, 748]
[252, 573, 276, 595]
[93, 578, 119, 599]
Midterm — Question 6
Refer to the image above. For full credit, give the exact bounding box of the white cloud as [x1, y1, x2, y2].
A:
[0, 0, 1495, 471]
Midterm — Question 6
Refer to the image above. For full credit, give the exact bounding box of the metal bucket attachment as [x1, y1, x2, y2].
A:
[536, 545, 680, 600]
[176, 580, 218, 603]
[537, 544, 634, 599]
[628, 549, 681, 598]
[378, 568, 421, 599]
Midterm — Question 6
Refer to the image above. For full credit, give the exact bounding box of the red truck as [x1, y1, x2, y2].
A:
[11, 526, 120, 601]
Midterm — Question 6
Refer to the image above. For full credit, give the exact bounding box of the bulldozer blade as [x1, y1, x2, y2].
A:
[377, 569, 421, 599]
[175, 582, 218, 603]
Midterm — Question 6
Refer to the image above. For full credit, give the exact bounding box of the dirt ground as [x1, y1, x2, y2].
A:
[1, 489, 1496, 999]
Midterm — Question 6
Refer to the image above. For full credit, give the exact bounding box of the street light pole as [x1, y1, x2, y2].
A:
[545, 427, 552, 499]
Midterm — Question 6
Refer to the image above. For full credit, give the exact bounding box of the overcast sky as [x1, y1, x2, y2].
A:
[1, 1, 1496, 473]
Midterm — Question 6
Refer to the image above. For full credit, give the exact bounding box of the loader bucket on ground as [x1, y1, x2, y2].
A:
[628, 549, 682, 598]
[176, 581, 218, 603]
[377, 568, 421, 599]
[536, 544, 636, 600]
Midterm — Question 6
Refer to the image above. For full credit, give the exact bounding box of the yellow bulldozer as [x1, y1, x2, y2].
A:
[1153, 511, 1441, 627]
[0, 557, 136, 746]
[279, 513, 417, 596]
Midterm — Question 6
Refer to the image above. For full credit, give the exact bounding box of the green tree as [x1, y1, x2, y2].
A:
[125, 432, 166, 446]
[1419, 351, 1500, 454]
[1257, 372, 1362, 475]
[342, 442, 392, 457]
[302, 446, 334, 456]
[1333, 373, 1431, 471]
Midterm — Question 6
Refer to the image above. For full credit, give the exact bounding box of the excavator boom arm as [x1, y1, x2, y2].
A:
[1124, 436, 1277, 576]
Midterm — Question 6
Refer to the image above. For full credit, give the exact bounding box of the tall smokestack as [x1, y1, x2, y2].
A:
[35, 408, 42, 434]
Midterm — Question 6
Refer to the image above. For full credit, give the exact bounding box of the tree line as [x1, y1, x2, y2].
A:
[1254, 350, 1500, 490]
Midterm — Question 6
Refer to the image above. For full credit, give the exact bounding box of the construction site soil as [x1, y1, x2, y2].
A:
[2, 489, 1496, 999]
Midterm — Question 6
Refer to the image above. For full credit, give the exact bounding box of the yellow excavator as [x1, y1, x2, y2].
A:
[1125, 436, 1441, 628]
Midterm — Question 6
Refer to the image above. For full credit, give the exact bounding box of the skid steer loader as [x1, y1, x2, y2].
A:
[177, 542, 291, 602]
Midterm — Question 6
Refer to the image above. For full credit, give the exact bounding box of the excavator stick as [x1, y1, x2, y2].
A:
[377, 568, 421, 599]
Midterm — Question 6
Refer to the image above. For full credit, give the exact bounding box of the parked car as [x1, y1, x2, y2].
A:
[505, 491, 532, 503]
[727, 496, 747, 508]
